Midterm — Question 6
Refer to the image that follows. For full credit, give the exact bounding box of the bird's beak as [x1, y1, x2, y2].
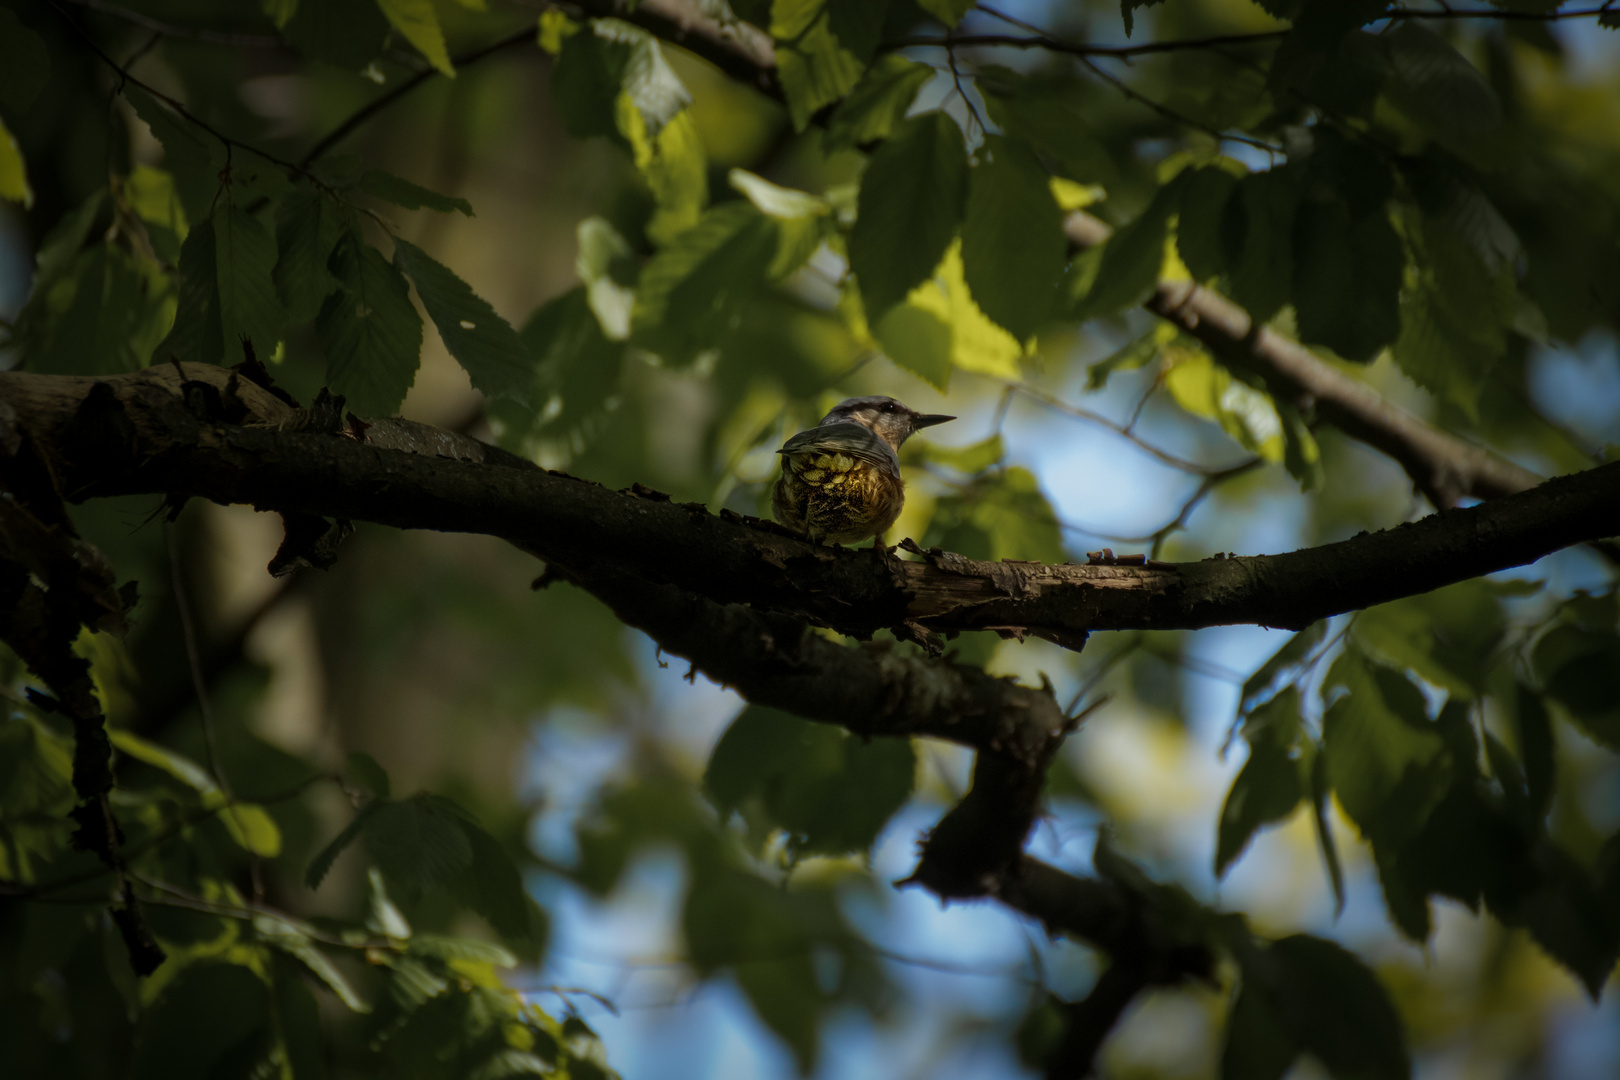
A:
[913, 413, 955, 429]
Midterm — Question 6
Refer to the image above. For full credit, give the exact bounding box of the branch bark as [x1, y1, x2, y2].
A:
[4, 366, 1616, 656]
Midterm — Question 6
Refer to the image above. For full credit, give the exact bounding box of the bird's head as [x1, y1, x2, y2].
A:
[818, 396, 954, 451]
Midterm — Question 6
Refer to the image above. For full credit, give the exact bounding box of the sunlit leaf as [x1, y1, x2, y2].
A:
[375, 0, 454, 76]
[772, 0, 887, 131]
[0, 114, 32, 208]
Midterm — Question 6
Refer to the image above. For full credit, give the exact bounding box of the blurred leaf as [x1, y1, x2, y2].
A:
[214, 205, 286, 364]
[1509, 683, 1554, 820]
[1351, 579, 1507, 699]
[1322, 650, 1452, 850]
[1216, 721, 1305, 878]
[1070, 178, 1180, 321]
[125, 165, 190, 263]
[704, 705, 916, 857]
[1163, 349, 1285, 462]
[1221, 167, 1299, 324]
[1293, 200, 1403, 362]
[1086, 323, 1170, 390]
[493, 286, 624, 460]
[0, 8, 48, 113]
[627, 107, 708, 246]
[979, 69, 1117, 187]
[347, 751, 391, 799]
[358, 169, 473, 216]
[878, 241, 1025, 385]
[362, 794, 476, 902]
[306, 800, 382, 889]
[910, 433, 1003, 473]
[925, 466, 1064, 562]
[1309, 746, 1346, 913]
[124, 85, 226, 192]
[256, 914, 369, 1011]
[1249, 935, 1412, 1080]
[1241, 622, 1327, 714]
[554, 17, 692, 144]
[393, 237, 532, 404]
[0, 115, 31, 208]
[1177, 166, 1238, 282]
[773, 0, 887, 130]
[1532, 622, 1620, 748]
[132, 961, 271, 1080]
[156, 214, 223, 366]
[632, 201, 778, 364]
[32, 243, 168, 374]
[318, 232, 424, 417]
[1490, 837, 1619, 999]
[576, 216, 637, 340]
[1220, 975, 1299, 1080]
[728, 169, 829, 278]
[916, 0, 972, 26]
[1384, 23, 1501, 143]
[375, 0, 454, 76]
[849, 111, 968, 322]
[281, 0, 390, 69]
[961, 135, 1066, 341]
[449, 818, 535, 942]
[873, 300, 952, 389]
[824, 54, 933, 152]
[1277, 400, 1324, 491]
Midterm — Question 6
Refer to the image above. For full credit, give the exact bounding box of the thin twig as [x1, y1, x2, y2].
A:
[1004, 380, 1246, 475]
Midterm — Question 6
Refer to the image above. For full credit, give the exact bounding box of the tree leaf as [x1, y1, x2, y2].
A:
[274, 190, 344, 324]
[1532, 623, 1620, 749]
[631, 201, 778, 364]
[257, 914, 369, 1011]
[392, 237, 532, 403]
[848, 111, 968, 322]
[553, 18, 692, 142]
[450, 816, 535, 941]
[1510, 683, 1555, 820]
[0, 114, 31, 208]
[362, 794, 476, 901]
[374, 0, 454, 76]
[916, 0, 972, 27]
[1176, 165, 1238, 282]
[214, 204, 286, 364]
[123, 85, 226, 185]
[1216, 732, 1304, 879]
[1221, 167, 1299, 324]
[317, 232, 424, 417]
[1069, 178, 1180, 321]
[1292, 199, 1403, 363]
[960, 135, 1066, 341]
[358, 169, 473, 216]
[1241, 622, 1327, 713]
[773, 0, 888, 131]
[156, 214, 224, 366]
[873, 301, 953, 390]
[306, 799, 383, 889]
[704, 705, 916, 857]
[1268, 935, 1411, 1080]
[347, 751, 391, 800]
[1220, 976, 1299, 1080]
[131, 962, 272, 1080]
[1384, 23, 1501, 143]
[1322, 650, 1452, 851]
[1351, 579, 1507, 700]
[824, 54, 933, 153]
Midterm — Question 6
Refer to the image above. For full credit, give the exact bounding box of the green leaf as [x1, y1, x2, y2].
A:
[849, 111, 968, 322]
[132, 962, 272, 1080]
[214, 205, 286, 364]
[0, 115, 29, 208]
[392, 237, 533, 403]
[256, 913, 369, 1011]
[873, 302, 953, 390]
[362, 794, 476, 901]
[1162, 349, 1286, 462]
[824, 54, 933, 153]
[727, 169, 830, 279]
[1322, 650, 1452, 850]
[1532, 623, 1620, 749]
[1510, 683, 1554, 820]
[1351, 579, 1508, 699]
[124, 85, 226, 185]
[358, 169, 473, 216]
[30, 243, 165, 374]
[553, 18, 693, 142]
[450, 819, 535, 941]
[1491, 838, 1618, 1000]
[1069, 179, 1180, 321]
[156, 214, 224, 365]
[1220, 976, 1300, 1080]
[347, 751, 391, 799]
[375, 0, 454, 76]
[773, 0, 888, 131]
[125, 165, 190, 264]
[916, 0, 972, 27]
[274, 189, 344, 324]
[910, 434, 1004, 474]
[1384, 23, 1501, 143]
[491, 286, 624, 461]
[306, 799, 382, 889]
[960, 135, 1066, 341]
[1292, 200, 1403, 362]
[1266, 935, 1411, 1080]
[1309, 747, 1346, 915]
[317, 232, 424, 416]
[0, 8, 49, 113]
[575, 216, 637, 339]
[704, 705, 916, 857]
[631, 201, 778, 364]
[1221, 167, 1299, 324]
[1176, 166, 1238, 282]
[1218, 688, 1307, 877]
[978, 69, 1118, 187]
[1241, 622, 1327, 713]
[924, 466, 1065, 562]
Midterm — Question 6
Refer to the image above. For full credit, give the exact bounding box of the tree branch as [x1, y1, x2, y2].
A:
[4, 365, 1617, 660]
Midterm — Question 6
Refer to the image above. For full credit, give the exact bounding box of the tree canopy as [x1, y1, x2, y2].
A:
[2, 0, 1619, 1077]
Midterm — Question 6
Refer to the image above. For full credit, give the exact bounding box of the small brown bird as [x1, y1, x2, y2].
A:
[772, 396, 954, 546]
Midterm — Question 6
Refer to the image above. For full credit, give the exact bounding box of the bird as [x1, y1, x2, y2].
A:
[772, 395, 954, 546]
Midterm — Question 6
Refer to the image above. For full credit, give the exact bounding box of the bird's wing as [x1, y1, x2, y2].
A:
[776, 423, 898, 475]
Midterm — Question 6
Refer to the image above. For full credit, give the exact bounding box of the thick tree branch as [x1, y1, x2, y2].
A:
[3, 366, 1617, 657]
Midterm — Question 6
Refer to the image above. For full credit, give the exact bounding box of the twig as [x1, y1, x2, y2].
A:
[1004, 380, 1249, 475]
